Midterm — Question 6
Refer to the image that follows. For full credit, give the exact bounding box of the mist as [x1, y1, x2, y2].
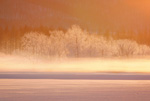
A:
[0, 53, 150, 73]
[0, 25, 150, 73]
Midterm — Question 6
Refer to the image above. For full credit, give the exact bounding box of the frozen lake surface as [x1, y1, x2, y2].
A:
[0, 74, 150, 101]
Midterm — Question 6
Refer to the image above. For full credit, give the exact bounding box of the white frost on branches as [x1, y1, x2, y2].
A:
[21, 25, 150, 58]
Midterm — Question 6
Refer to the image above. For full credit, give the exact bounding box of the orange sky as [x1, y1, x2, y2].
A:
[125, 0, 150, 16]
[1, 0, 150, 31]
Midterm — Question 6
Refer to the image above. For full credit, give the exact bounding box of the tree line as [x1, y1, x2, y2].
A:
[0, 25, 150, 57]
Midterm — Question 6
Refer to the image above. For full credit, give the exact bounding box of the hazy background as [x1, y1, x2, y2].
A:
[0, 0, 150, 73]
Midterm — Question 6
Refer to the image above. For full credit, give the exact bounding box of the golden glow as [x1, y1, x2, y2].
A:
[0, 55, 150, 73]
[1, 0, 150, 73]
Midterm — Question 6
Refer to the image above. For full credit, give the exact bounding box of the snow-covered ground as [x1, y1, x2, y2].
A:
[0, 79, 150, 101]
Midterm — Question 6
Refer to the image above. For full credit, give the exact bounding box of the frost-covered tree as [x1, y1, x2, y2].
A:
[20, 25, 150, 59]
[21, 31, 67, 59]
[116, 39, 138, 56]
[49, 30, 68, 58]
[21, 32, 48, 57]
[138, 45, 150, 55]
[65, 25, 88, 57]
